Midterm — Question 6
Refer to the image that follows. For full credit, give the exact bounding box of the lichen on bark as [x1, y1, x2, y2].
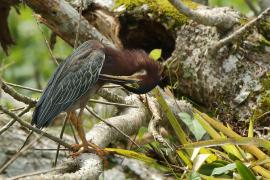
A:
[114, 0, 198, 30]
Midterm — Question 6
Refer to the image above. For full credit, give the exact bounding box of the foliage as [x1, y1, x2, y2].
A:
[0, 6, 72, 95]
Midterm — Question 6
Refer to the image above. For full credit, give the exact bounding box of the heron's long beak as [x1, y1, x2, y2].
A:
[99, 74, 141, 85]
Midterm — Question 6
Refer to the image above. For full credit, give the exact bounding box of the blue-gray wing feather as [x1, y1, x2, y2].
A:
[32, 41, 105, 128]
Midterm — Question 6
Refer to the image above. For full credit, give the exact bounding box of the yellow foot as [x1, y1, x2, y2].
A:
[70, 142, 108, 160]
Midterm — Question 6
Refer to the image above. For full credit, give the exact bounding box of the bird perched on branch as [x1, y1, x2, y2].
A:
[32, 40, 163, 155]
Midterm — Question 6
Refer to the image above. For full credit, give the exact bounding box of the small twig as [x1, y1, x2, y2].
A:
[1, 81, 36, 105]
[256, 111, 270, 121]
[33, 14, 59, 65]
[168, 0, 194, 17]
[74, 0, 83, 48]
[0, 107, 24, 114]
[0, 105, 72, 150]
[5, 81, 43, 93]
[4, 82, 134, 107]
[0, 133, 43, 173]
[69, 118, 79, 144]
[0, 105, 32, 135]
[210, 7, 270, 55]
[157, 146, 180, 179]
[127, 133, 138, 150]
[86, 106, 141, 149]
[147, 95, 173, 151]
[54, 114, 68, 167]
[49, 32, 57, 50]
[89, 99, 138, 108]
[9, 165, 67, 180]
[33, 148, 69, 151]
[18, 131, 34, 152]
[5, 82, 138, 108]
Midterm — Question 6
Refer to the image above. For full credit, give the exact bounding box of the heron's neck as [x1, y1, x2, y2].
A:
[102, 47, 153, 76]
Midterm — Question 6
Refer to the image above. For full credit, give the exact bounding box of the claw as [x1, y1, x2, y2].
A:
[70, 141, 108, 160]
[71, 143, 83, 152]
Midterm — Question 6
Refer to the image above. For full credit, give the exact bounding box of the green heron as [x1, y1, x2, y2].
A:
[32, 40, 162, 155]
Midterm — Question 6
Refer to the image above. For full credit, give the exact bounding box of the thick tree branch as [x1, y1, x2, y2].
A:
[1, 81, 36, 105]
[25, 0, 115, 48]
[210, 7, 270, 55]
[168, 0, 240, 30]
[0, 105, 32, 135]
[86, 95, 149, 148]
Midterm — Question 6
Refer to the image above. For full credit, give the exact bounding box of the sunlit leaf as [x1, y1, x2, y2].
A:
[188, 171, 201, 180]
[193, 154, 211, 171]
[211, 163, 236, 176]
[105, 148, 157, 164]
[179, 112, 206, 140]
[228, 153, 241, 161]
[152, 88, 189, 146]
[137, 127, 148, 140]
[149, 49, 162, 60]
[178, 137, 270, 150]
[248, 116, 255, 137]
[177, 150, 193, 168]
[191, 148, 201, 161]
[199, 161, 227, 176]
[235, 160, 256, 180]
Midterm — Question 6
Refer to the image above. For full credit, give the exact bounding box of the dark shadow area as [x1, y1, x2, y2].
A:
[119, 17, 175, 59]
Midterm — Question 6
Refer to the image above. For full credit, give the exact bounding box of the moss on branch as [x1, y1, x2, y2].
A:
[114, 0, 198, 29]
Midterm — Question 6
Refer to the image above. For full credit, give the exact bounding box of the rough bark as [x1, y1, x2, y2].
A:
[169, 21, 270, 127]
[25, 0, 115, 48]
[109, 0, 270, 131]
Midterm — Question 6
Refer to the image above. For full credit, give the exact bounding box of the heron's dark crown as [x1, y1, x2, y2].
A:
[102, 47, 163, 94]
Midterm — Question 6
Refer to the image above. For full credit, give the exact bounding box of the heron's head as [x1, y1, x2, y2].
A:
[102, 47, 164, 94]
[122, 59, 163, 94]
[101, 48, 163, 94]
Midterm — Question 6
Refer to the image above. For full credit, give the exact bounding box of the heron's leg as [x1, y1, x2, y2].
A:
[76, 108, 100, 150]
[69, 109, 106, 157]
[68, 111, 82, 150]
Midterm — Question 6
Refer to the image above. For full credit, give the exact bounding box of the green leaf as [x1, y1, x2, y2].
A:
[193, 154, 211, 171]
[178, 137, 270, 150]
[149, 49, 162, 60]
[211, 163, 236, 176]
[179, 112, 206, 140]
[188, 171, 201, 180]
[235, 160, 256, 180]
[152, 88, 189, 146]
[137, 127, 148, 140]
[105, 148, 156, 164]
[198, 162, 227, 176]
[228, 153, 241, 161]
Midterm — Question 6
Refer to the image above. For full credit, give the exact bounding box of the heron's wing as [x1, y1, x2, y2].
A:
[35, 41, 99, 108]
[32, 41, 105, 128]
